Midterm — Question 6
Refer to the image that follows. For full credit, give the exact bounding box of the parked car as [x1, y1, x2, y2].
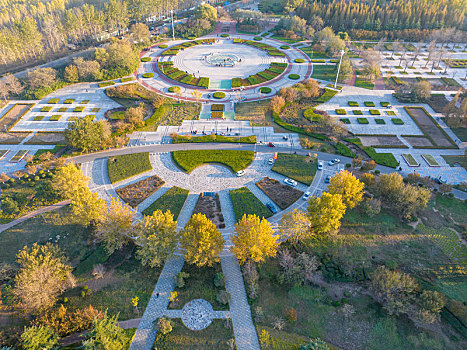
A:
[324, 175, 331, 183]
[266, 202, 277, 214]
[328, 158, 340, 166]
[268, 158, 274, 165]
[317, 161, 323, 170]
[268, 142, 275, 147]
[236, 170, 245, 177]
[284, 178, 298, 187]
[303, 192, 311, 200]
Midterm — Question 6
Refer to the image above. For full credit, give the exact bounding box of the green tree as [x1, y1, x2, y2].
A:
[13, 243, 73, 313]
[65, 115, 111, 152]
[27, 67, 57, 90]
[136, 210, 180, 267]
[53, 163, 89, 199]
[300, 337, 330, 350]
[194, 4, 217, 22]
[232, 214, 279, 265]
[64, 64, 79, 83]
[83, 311, 129, 350]
[336, 55, 353, 82]
[417, 290, 446, 324]
[157, 316, 173, 335]
[307, 192, 347, 234]
[328, 170, 364, 209]
[21, 325, 59, 350]
[180, 213, 224, 267]
[96, 198, 135, 254]
[411, 80, 431, 101]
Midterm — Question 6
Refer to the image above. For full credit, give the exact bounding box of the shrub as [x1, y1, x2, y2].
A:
[142, 72, 154, 78]
[172, 150, 254, 173]
[380, 102, 390, 107]
[253, 36, 263, 41]
[364, 101, 375, 107]
[40, 106, 52, 112]
[391, 118, 404, 125]
[386, 110, 396, 116]
[214, 272, 225, 287]
[340, 118, 350, 124]
[357, 118, 369, 124]
[348, 101, 359, 107]
[288, 74, 300, 80]
[48, 98, 59, 104]
[335, 109, 347, 115]
[49, 115, 61, 121]
[33, 115, 44, 121]
[294, 58, 305, 63]
[120, 77, 134, 83]
[141, 57, 151, 62]
[220, 34, 229, 38]
[284, 307, 298, 322]
[211, 104, 224, 111]
[73, 106, 85, 112]
[213, 92, 225, 99]
[63, 99, 74, 104]
[158, 44, 168, 49]
[375, 119, 385, 124]
[157, 317, 173, 335]
[98, 81, 115, 88]
[260, 87, 272, 93]
[280, 45, 290, 49]
[216, 290, 231, 305]
[369, 109, 381, 115]
[168, 86, 177, 93]
[352, 110, 363, 115]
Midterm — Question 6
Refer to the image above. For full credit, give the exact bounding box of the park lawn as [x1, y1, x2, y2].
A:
[310, 65, 336, 81]
[229, 187, 272, 221]
[153, 319, 234, 349]
[171, 150, 254, 173]
[169, 263, 228, 311]
[450, 126, 467, 142]
[355, 77, 375, 89]
[142, 186, 189, 219]
[107, 152, 152, 183]
[272, 153, 317, 185]
[442, 155, 467, 169]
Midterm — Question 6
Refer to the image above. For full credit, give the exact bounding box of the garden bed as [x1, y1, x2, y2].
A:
[10, 150, 28, 162]
[142, 186, 189, 219]
[229, 187, 272, 221]
[256, 177, 303, 210]
[402, 153, 419, 167]
[421, 154, 440, 167]
[116, 175, 165, 207]
[271, 153, 317, 185]
[171, 150, 254, 173]
[193, 193, 225, 229]
[107, 152, 152, 183]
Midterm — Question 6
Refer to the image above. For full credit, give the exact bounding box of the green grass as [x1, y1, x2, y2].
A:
[335, 109, 347, 115]
[229, 187, 272, 221]
[355, 77, 375, 89]
[375, 119, 385, 124]
[357, 118, 369, 124]
[33, 115, 44, 121]
[73, 106, 85, 112]
[402, 153, 419, 166]
[49, 115, 61, 121]
[73, 245, 109, 276]
[171, 150, 254, 173]
[353, 110, 363, 115]
[450, 126, 467, 142]
[442, 155, 467, 168]
[310, 65, 336, 81]
[107, 152, 152, 183]
[98, 81, 115, 88]
[141, 186, 189, 219]
[153, 319, 233, 349]
[40, 106, 52, 112]
[363, 146, 398, 168]
[314, 88, 338, 104]
[271, 153, 317, 185]
[391, 118, 404, 125]
[108, 111, 125, 120]
[364, 101, 375, 107]
[369, 109, 381, 115]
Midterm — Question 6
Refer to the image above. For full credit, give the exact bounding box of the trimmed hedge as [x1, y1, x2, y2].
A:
[64, 99, 74, 104]
[253, 36, 263, 41]
[73, 106, 85, 112]
[336, 142, 356, 158]
[380, 102, 390, 107]
[213, 92, 225, 99]
[211, 104, 225, 111]
[336, 109, 347, 115]
[353, 110, 363, 115]
[391, 118, 404, 125]
[348, 101, 359, 107]
[369, 109, 381, 115]
[386, 110, 396, 116]
[40, 106, 52, 112]
[375, 119, 386, 124]
[172, 134, 256, 144]
[294, 58, 305, 63]
[260, 87, 272, 93]
[288, 74, 300, 80]
[121, 77, 134, 83]
[168, 86, 177, 93]
[33, 115, 44, 121]
[49, 115, 61, 121]
[107, 152, 152, 183]
[357, 118, 369, 124]
[48, 98, 59, 104]
[58, 107, 67, 112]
[141, 57, 151, 62]
[142, 73, 154, 78]
[280, 45, 290, 49]
[364, 101, 375, 107]
[158, 44, 168, 48]
[98, 81, 115, 88]
[220, 34, 229, 38]
[340, 118, 350, 124]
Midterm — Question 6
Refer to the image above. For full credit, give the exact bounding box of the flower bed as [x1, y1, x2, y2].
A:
[335, 109, 347, 115]
[116, 174, 165, 207]
[364, 101, 375, 107]
[256, 177, 303, 210]
[391, 118, 404, 125]
[107, 152, 152, 183]
[229, 187, 272, 221]
[211, 104, 224, 111]
[369, 109, 381, 115]
[172, 150, 254, 173]
[142, 186, 189, 219]
[357, 118, 369, 124]
[402, 153, 419, 167]
[40, 106, 52, 112]
[211, 111, 223, 119]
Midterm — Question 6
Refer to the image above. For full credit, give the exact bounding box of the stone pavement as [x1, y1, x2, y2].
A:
[221, 254, 260, 350]
[130, 255, 185, 350]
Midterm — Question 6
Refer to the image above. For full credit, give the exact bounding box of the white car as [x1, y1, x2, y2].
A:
[317, 161, 323, 170]
[328, 158, 341, 166]
[284, 178, 298, 187]
[236, 170, 246, 177]
[303, 192, 311, 200]
[268, 158, 274, 165]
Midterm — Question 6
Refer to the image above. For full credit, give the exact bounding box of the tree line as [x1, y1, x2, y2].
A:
[0, 0, 196, 71]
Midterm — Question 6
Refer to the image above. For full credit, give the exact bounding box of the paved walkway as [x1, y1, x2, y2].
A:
[221, 254, 260, 350]
[130, 255, 185, 350]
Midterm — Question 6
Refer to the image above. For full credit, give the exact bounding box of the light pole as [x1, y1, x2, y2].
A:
[170, 9, 175, 41]
[334, 49, 345, 89]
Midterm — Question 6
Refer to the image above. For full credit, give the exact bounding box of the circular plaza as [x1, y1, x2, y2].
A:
[137, 35, 312, 102]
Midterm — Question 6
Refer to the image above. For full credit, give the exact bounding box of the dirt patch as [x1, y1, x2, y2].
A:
[0, 132, 30, 144]
[256, 177, 303, 209]
[0, 103, 33, 131]
[193, 193, 225, 229]
[402, 136, 434, 147]
[406, 107, 454, 147]
[116, 175, 165, 207]
[24, 132, 66, 145]
[359, 136, 404, 147]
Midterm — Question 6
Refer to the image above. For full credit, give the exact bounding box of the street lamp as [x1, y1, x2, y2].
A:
[170, 9, 175, 42]
[334, 49, 345, 89]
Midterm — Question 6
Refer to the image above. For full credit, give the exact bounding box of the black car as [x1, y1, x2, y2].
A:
[324, 175, 331, 183]
[266, 202, 277, 214]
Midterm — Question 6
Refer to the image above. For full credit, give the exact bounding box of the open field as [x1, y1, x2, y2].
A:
[229, 187, 272, 220]
[235, 100, 270, 126]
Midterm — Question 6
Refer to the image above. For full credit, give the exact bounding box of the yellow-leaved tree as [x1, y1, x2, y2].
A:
[180, 213, 224, 267]
[95, 198, 136, 254]
[136, 210, 180, 268]
[53, 162, 89, 199]
[327, 170, 365, 209]
[279, 209, 311, 244]
[232, 214, 279, 265]
[307, 192, 347, 234]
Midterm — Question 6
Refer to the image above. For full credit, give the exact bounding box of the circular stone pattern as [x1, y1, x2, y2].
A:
[206, 53, 239, 67]
[181, 299, 214, 330]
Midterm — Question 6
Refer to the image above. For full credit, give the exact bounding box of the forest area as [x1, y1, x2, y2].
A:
[0, 0, 196, 72]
